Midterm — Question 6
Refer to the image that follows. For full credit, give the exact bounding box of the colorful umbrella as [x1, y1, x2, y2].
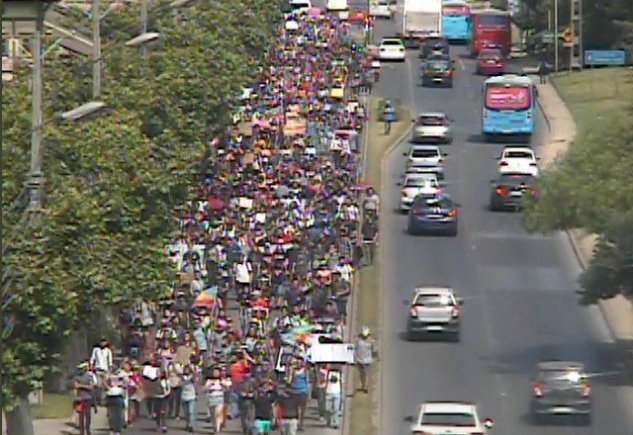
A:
[192, 289, 217, 308]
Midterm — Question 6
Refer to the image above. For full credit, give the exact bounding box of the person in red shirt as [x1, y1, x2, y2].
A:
[229, 352, 253, 385]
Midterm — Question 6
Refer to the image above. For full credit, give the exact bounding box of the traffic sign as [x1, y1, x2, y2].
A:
[541, 32, 555, 44]
[584, 50, 627, 66]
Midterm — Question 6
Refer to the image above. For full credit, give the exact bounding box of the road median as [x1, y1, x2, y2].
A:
[344, 97, 413, 435]
[536, 70, 633, 355]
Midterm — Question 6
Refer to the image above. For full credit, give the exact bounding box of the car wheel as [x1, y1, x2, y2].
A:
[406, 330, 416, 341]
[447, 225, 458, 237]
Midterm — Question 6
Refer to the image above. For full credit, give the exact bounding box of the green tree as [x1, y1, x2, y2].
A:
[2, 1, 285, 433]
[523, 77, 633, 303]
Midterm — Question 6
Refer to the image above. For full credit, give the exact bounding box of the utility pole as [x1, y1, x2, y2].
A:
[569, 0, 582, 70]
[27, 7, 44, 215]
[553, 0, 559, 72]
[92, 0, 101, 98]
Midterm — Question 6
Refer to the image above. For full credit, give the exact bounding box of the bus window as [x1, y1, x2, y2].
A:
[478, 15, 508, 26]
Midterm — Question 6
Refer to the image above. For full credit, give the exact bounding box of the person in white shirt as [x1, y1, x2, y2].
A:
[90, 338, 113, 405]
[325, 369, 343, 429]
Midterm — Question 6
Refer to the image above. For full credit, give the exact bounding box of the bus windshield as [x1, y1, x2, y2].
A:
[477, 14, 508, 27]
[443, 5, 469, 16]
[485, 85, 531, 110]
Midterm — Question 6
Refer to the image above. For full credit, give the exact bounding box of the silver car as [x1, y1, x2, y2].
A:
[411, 112, 453, 144]
[405, 287, 463, 341]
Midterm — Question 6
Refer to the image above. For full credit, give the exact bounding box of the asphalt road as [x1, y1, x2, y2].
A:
[372, 9, 632, 435]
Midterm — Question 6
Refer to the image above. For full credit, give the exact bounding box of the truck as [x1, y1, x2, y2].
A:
[402, 0, 443, 46]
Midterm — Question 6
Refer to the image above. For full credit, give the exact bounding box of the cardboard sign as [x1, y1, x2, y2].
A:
[239, 197, 254, 209]
[175, 345, 193, 365]
[308, 343, 355, 364]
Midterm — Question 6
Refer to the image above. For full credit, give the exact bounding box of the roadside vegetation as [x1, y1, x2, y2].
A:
[523, 68, 633, 303]
[1, 0, 284, 430]
[516, 0, 633, 52]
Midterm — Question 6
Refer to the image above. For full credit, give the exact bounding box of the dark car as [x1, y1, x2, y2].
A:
[420, 36, 449, 59]
[476, 48, 506, 75]
[489, 173, 537, 211]
[421, 59, 454, 87]
[407, 194, 459, 236]
[531, 361, 592, 425]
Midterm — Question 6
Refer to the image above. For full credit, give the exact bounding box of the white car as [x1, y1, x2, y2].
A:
[379, 38, 406, 61]
[406, 402, 494, 435]
[399, 174, 441, 212]
[289, 0, 312, 13]
[404, 145, 445, 168]
[370, 0, 392, 19]
[497, 146, 539, 176]
[411, 112, 453, 144]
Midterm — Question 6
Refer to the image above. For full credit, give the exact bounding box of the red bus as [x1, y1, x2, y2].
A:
[470, 9, 511, 57]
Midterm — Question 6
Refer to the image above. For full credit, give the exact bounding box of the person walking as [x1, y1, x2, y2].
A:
[205, 367, 226, 433]
[89, 338, 113, 406]
[253, 381, 276, 435]
[538, 58, 548, 84]
[325, 369, 343, 429]
[276, 384, 300, 435]
[155, 369, 172, 433]
[354, 327, 378, 393]
[73, 362, 96, 435]
[287, 357, 310, 431]
[180, 365, 197, 433]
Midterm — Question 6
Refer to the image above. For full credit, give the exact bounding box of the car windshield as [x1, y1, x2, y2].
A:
[414, 294, 454, 307]
[382, 39, 403, 46]
[411, 149, 439, 158]
[479, 49, 501, 60]
[504, 150, 533, 159]
[405, 178, 435, 187]
[424, 197, 452, 209]
[427, 61, 450, 70]
[421, 412, 476, 426]
[420, 116, 447, 126]
[538, 370, 586, 386]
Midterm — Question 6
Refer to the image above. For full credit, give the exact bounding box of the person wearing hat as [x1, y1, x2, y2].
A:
[73, 361, 96, 435]
[354, 326, 378, 394]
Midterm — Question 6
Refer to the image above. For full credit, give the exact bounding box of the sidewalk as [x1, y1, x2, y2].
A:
[535, 77, 633, 353]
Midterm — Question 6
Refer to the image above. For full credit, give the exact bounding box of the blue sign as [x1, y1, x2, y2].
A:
[584, 50, 627, 66]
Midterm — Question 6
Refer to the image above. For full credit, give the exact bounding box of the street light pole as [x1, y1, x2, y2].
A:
[92, 0, 101, 98]
[27, 5, 44, 214]
[553, 0, 558, 72]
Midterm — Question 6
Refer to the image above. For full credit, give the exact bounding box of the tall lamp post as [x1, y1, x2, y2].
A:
[2, 0, 60, 219]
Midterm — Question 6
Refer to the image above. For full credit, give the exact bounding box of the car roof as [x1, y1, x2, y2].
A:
[418, 112, 447, 118]
[414, 286, 454, 296]
[420, 401, 476, 414]
[537, 361, 585, 372]
[381, 37, 403, 43]
[485, 74, 534, 87]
